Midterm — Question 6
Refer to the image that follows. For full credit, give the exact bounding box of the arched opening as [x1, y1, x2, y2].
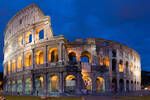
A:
[112, 78, 117, 92]
[48, 48, 58, 63]
[7, 61, 11, 74]
[25, 52, 32, 67]
[119, 79, 124, 92]
[39, 30, 44, 40]
[65, 75, 76, 93]
[12, 80, 16, 93]
[17, 79, 22, 94]
[119, 60, 124, 72]
[68, 52, 77, 64]
[25, 78, 32, 94]
[126, 80, 129, 92]
[80, 51, 91, 63]
[49, 75, 59, 92]
[126, 61, 129, 73]
[112, 59, 117, 72]
[96, 77, 105, 92]
[131, 81, 133, 91]
[82, 76, 92, 91]
[36, 50, 44, 65]
[103, 56, 110, 67]
[18, 36, 23, 46]
[12, 60, 16, 72]
[17, 56, 22, 70]
[25, 31, 32, 44]
[35, 76, 44, 95]
[112, 49, 116, 57]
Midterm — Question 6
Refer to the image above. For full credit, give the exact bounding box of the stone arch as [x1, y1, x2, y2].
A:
[25, 52, 32, 67]
[119, 79, 124, 92]
[35, 75, 44, 95]
[49, 75, 59, 92]
[36, 50, 44, 65]
[112, 78, 117, 92]
[119, 60, 124, 72]
[96, 77, 105, 92]
[65, 75, 76, 93]
[68, 52, 77, 64]
[126, 80, 129, 92]
[48, 48, 58, 62]
[112, 59, 117, 72]
[82, 75, 92, 91]
[126, 61, 129, 73]
[80, 51, 91, 63]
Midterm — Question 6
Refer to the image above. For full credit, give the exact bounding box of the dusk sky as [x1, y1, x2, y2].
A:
[0, 0, 150, 72]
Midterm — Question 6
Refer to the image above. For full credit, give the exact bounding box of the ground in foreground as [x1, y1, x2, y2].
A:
[4, 95, 150, 100]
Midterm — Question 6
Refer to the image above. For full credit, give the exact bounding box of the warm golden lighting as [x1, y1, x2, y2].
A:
[66, 75, 75, 80]
[25, 31, 32, 43]
[12, 60, 16, 72]
[36, 50, 44, 64]
[17, 56, 22, 69]
[7, 61, 11, 73]
[25, 52, 32, 67]
[48, 48, 58, 62]
[18, 36, 23, 46]
[119, 64, 124, 72]
[103, 56, 110, 67]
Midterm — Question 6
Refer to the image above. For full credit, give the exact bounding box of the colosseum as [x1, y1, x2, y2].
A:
[3, 4, 141, 96]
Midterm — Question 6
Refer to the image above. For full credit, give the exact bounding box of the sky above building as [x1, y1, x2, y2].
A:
[0, 0, 150, 72]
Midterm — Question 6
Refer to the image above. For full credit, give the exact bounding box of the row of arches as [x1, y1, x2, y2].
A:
[5, 75, 105, 95]
[6, 48, 58, 73]
[18, 29, 44, 46]
[112, 78, 140, 92]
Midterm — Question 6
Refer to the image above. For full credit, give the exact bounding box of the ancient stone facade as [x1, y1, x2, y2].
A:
[3, 4, 141, 96]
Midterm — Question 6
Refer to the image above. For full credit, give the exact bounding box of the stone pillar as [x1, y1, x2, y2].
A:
[92, 73, 96, 94]
[44, 45, 48, 66]
[58, 42, 63, 63]
[22, 52, 25, 71]
[22, 76, 25, 95]
[76, 73, 82, 94]
[124, 79, 126, 92]
[31, 29, 35, 44]
[43, 74, 47, 96]
[59, 72, 64, 94]
[32, 49, 35, 69]
[32, 74, 35, 96]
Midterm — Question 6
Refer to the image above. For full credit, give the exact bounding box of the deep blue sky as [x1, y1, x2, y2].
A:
[0, 0, 150, 72]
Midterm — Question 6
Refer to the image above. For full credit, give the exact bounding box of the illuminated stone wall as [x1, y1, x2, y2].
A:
[3, 4, 141, 96]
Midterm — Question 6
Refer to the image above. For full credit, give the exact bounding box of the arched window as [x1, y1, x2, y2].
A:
[65, 75, 76, 92]
[25, 52, 32, 67]
[25, 78, 32, 94]
[12, 80, 16, 92]
[12, 60, 16, 72]
[17, 80, 22, 93]
[112, 78, 117, 92]
[82, 76, 92, 91]
[7, 61, 11, 74]
[119, 60, 124, 72]
[18, 36, 23, 46]
[48, 48, 58, 62]
[112, 59, 116, 72]
[96, 77, 105, 92]
[39, 30, 44, 40]
[49, 75, 59, 92]
[112, 49, 116, 57]
[35, 76, 44, 94]
[36, 50, 44, 65]
[103, 56, 110, 67]
[68, 52, 77, 63]
[126, 61, 129, 73]
[119, 79, 124, 92]
[17, 56, 22, 69]
[81, 51, 91, 63]
[25, 31, 32, 44]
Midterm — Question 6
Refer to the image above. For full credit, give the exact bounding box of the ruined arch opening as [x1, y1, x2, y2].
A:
[65, 75, 76, 93]
[96, 77, 105, 92]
